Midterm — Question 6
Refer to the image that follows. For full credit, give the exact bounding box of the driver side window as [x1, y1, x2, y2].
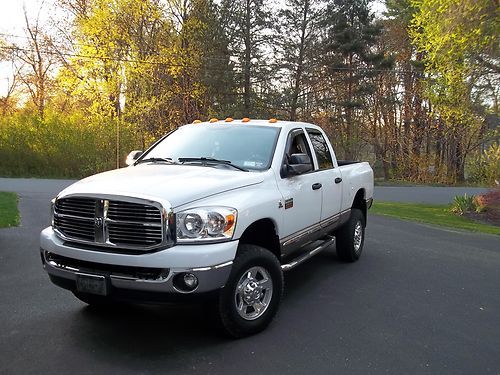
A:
[280, 129, 315, 178]
[286, 130, 313, 163]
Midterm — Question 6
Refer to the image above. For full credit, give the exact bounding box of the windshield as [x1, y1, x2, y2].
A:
[141, 125, 281, 171]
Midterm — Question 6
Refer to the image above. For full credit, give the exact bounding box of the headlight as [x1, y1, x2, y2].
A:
[176, 207, 237, 243]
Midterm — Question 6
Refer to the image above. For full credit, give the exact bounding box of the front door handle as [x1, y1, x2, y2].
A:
[335, 177, 342, 184]
[312, 183, 322, 190]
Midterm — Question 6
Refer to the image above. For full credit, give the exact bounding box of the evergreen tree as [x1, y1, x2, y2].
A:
[276, 0, 323, 121]
[221, 0, 272, 117]
[321, 0, 386, 159]
[190, 0, 237, 117]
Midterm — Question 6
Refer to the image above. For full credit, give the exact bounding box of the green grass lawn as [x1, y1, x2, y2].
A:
[371, 201, 500, 236]
[0, 192, 20, 228]
[374, 179, 489, 188]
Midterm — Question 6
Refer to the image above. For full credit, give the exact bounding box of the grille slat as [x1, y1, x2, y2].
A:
[60, 231, 94, 240]
[108, 215, 160, 222]
[54, 226, 94, 239]
[109, 205, 158, 211]
[55, 198, 96, 219]
[108, 221, 162, 228]
[107, 236, 156, 244]
[58, 205, 95, 212]
[54, 221, 95, 234]
[109, 212, 159, 216]
[59, 201, 95, 208]
[56, 226, 94, 236]
[58, 209, 94, 214]
[53, 197, 163, 250]
[53, 213, 95, 239]
[107, 227, 162, 235]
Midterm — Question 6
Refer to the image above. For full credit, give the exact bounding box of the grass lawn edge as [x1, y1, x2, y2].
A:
[370, 201, 500, 236]
[0, 192, 20, 228]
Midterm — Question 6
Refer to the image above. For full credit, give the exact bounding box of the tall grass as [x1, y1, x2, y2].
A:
[0, 112, 141, 179]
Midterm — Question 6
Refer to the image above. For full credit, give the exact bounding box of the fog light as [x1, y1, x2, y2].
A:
[173, 272, 199, 292]
[183, 273, 198, 289]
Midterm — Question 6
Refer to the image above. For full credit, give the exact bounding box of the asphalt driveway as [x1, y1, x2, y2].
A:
[0, 178, 499, 374]
[374, 186, 490, 204]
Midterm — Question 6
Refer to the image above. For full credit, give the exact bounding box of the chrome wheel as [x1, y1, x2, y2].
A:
[234, 266, 273, 321]
[353, 220, 363, 253]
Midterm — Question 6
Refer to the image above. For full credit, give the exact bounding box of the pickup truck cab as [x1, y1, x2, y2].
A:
[40, 119, 374, 337]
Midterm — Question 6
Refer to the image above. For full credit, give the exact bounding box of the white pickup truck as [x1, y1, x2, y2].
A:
[40, 119, 373, 337]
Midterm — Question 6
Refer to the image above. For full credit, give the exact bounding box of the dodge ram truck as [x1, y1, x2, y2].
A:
[40, 118, 374, 337]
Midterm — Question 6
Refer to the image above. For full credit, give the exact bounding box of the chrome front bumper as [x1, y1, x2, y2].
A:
[40, 227, 237, 297]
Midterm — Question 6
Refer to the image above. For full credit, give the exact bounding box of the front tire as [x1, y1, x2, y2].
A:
[335, 208, 365, 262]
[218, 244, 283, 338]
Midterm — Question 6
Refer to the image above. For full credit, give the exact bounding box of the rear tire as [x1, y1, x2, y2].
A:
[335, 208, 365, 262]
[218, 244, 283, 338]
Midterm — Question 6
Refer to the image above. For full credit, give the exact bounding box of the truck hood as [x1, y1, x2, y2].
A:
[58, 164, 264, 208]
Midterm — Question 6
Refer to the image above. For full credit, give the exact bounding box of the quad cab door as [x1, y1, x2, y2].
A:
[275, 128, 323, 257]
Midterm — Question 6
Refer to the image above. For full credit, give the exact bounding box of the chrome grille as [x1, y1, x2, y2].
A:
[54, 198, 96, 241]
[108, 222, 163, 246]
[55, 197, 96, 218]
[53, 197, 164, 250]
[53, 215, 95, 241]
[107, 201, 162, 246]
[108, 201, 161, 223]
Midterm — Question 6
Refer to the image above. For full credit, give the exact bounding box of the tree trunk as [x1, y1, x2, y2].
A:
[243, 0, 252, 116]
[290, 0, 309, 121]
[345, 53, 354, 160]
[402, 60, 413, 170]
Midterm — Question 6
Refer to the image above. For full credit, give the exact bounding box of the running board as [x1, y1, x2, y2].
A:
[281, 236, 336, 271]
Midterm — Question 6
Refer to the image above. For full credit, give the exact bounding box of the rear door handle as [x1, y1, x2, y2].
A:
[312, 183, 322, 190]
[335, 177, 342, 184]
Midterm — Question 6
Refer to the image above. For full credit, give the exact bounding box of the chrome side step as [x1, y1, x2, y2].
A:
[281, 236, 336, 271]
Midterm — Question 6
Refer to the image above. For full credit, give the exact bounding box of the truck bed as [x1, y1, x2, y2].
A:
[337, 160, 361, 166]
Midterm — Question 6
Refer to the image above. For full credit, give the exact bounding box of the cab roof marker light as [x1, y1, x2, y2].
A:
[209, 118, 219, 123]
[269, 118, 278, 123]
[225, 117, 234, 122]
[192, 119, 202, 124]
[242, 117, 251, 123]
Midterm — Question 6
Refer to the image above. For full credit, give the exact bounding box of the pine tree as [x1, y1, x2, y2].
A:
[321, 0, 385, 159]
[221, 0, 272, 117]
[190, 0, 237, 117]
[276, 0, 323, 121]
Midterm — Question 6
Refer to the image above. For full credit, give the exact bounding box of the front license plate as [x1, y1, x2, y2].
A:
[76, 273, 107, 296]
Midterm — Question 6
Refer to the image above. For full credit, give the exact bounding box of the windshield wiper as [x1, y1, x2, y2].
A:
[135, 157, 176, 165]
[178, 157, 248, 172]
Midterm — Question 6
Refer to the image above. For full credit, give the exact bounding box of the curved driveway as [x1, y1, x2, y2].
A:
[0, 178, 499, 374]
[374, 186, 490, 204]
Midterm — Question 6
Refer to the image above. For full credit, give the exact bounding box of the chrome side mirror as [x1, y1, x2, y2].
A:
[286, 153, 313, 176]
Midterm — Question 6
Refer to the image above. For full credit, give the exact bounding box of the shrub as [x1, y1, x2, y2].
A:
[466, 143, 500, 186]
[451, 194, 477, 215]
[476, 190, 500, 210]
[0, 111, 142, 179]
